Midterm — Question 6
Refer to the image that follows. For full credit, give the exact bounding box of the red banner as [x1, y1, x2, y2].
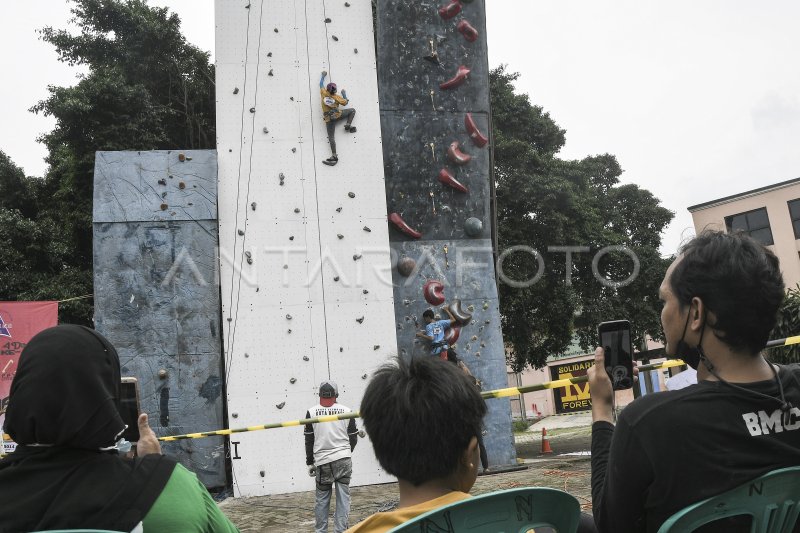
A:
[1, 301, 58, 452]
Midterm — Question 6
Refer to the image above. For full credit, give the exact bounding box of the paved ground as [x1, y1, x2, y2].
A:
[219, 415, 594, 532]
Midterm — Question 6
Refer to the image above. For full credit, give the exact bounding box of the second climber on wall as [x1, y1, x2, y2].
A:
[320, 71, 356, 167]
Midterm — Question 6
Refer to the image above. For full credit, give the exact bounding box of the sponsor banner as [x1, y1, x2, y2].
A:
[0, 301, 59, 452]
[549, 358, 593, 414]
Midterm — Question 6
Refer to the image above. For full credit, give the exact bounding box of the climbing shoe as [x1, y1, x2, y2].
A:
[322, 155, 339, 166]
[344, 125, 357, 133]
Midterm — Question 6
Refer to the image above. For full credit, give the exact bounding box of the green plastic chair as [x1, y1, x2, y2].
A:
[388, 487, 580, 532]
[31, 530, 125, 533]
[657, 466, 800, 533]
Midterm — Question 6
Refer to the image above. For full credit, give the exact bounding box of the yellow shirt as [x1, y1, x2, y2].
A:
[321, 88, 349, 122]
[346, 491, 471, 533]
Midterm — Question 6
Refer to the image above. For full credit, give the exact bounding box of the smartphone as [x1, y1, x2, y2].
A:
[120, 377, 141, 442]
[598, 320, 634, 390]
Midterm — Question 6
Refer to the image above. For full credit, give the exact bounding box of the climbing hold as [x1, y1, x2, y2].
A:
[263, 127, 269, 134]
[389, 212, 422, 239]
[340, 347, 344, 352]
[332, 35, 339, 41]
[363, 289, 369, 294]
[480, 342, 486, 348]
[249, 107, 256, 113]
[464, 217, 483, 237]
[445, 326, 461, 344]
[286, 314, 292, 320]
[397, 256, 417, 277]
[267, 52, 272, 57]
[356, 316, 365, 324]
[362, 374, 367, 379]
[160, 203, 168, 211]
[325, 17, 331, 22]
[178, 182, 186, 190]
[423, 280, 446, 306]
[178, 153, 186, 162]
[232, 412, 238, 418]
[447, 141, 472, 165]
[227, 317, 233, 322]
[465, 113, 489, 148]
[268, 69, 273, 76]
[333, 276, 340, 282]
[471, 335, 478, 341]
[289, 377, 297, 384]
[244, 352, 250, 358]
[354, 48, 358, 54]
[475, 352, 481, 357]
[457, 19, 479, 42]
[246, 257, 253, 265]
[288, 329, 292, 334]
[238, 229, 244, 236]
[161, 192, 167, 198]
[289, 236, 294, 240]
[276, 402, 285, 409]
[353, 254, 362, 261]
[244, 251, 252, 259]
[290, 97, 294, 101]
[260, 471, 265, 478]
[438, 168, 468, 193]
[274, 28, 279, 33]
[292, 147, 297, 152]
[467, 304, 475, 312]
[233, 87, 239, 94]
[251, 202, 256, 210]
[157, 178, 166, 186]
[438, 0, 462, 20]
[403, 299, 411, 306]
[303, 355, 309, 361]
[348, 192, 356, 198]
[337, 234, 344, 239]
[440, 65, 471, 90]
[345, 1, 350, 5]
[294, 207, 300, 213]
[283, 265, 288, 269]
[158, 369, 168, 379]
[363, 226, 371, 232]
[448, 299, 472, 325]
[245, 3, 250, 8]
[336, 207, 343, 212]
[373, 345, 380, 350]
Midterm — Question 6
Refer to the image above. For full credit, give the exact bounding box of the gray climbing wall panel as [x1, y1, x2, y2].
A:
[378, 0, 516, 467]
[92, 150, 226, 487]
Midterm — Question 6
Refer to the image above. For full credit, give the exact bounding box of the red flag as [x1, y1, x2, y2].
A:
[0, 301, 58, 452]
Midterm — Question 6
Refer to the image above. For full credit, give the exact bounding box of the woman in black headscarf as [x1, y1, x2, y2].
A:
[0, 325, 239, 532]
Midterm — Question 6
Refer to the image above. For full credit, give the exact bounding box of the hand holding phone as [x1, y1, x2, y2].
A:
[598, 320, 634, 391]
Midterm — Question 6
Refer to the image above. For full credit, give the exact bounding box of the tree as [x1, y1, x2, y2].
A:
[491, 66, 674, 370]
[768, 286, 800, 364]
[1, 0, 216, 324]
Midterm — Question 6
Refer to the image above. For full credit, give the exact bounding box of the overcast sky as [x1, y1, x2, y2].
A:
[3, 1, 799, 255]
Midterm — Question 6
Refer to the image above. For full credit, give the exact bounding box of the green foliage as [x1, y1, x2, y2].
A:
[0, 0, 215, 324]
[768, 286, 800, 364]
[491, 65, 674, 371]
[512, 420, 531, 433]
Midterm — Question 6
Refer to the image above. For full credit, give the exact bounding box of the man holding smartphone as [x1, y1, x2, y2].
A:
[587, 231, 800, 533]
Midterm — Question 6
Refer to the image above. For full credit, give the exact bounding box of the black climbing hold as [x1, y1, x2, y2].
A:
[158, 178, 166, 185]
[353, 254, 362, 261]
[292, 147, 297, 152]
[289, 236, 294, 240]
[227, 317, 233, 322]
[348, 192, 355, 198]
[332, 35, 339, 41]
[267, 52, 272, 57]
[286, 314, 292, 320]
[245, 3, 250, 8]
[333, 276, 340, 282]
[356, 316, 364, 324]
[238, 229, 244, 236]
[336, 207, 342, 212]
[160, 203, 168, 210]
[246, 257, 253, 265]
[274, 28, 279, 33]
[354, 48, 358, 54]
[268, 69, 273, 76]
[362, 374, 367, 379]
[345, 1, 350, 5]
[363, 289, 369, 294]
[233, 87, 239, 94]
[373, 345, 380, 350]
[303, 355, 309, 361]
[251, 202, 257, 210]
[340, 347, 344, 352]
[263, 127, 269, 134]
[325, 17, 331, 22]
[294, 208, 300, 213]
[250, 107, 256, 113]
[276, 402, 285, 409]
[244, 251, 252, 259]
[363, 226, 371, 232]
[288, 329, 292, 334]
[161, 192, 167, 198]
[289, 377, 296, 384]
[260, 471, 265, 477]
[290, 96, 294, 101]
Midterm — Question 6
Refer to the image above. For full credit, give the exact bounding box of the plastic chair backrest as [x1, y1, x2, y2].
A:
[657, 466, 800, 533]
[388, 487, 581, 532]
[32, 530, 125, 533]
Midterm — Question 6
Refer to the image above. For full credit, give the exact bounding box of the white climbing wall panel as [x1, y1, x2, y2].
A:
[216, 0, 397, 496]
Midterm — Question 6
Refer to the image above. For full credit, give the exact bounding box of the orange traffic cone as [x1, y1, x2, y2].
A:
[541, 427, 553, 454]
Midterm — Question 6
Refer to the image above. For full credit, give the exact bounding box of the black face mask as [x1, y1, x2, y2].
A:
[671, 311, 705, 370]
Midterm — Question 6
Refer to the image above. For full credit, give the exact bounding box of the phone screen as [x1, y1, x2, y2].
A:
[119, 379, 141, 442]
[598, 321, 634, 390]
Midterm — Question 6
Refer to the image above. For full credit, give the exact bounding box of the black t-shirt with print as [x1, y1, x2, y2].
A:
[591, 363, 800, 533]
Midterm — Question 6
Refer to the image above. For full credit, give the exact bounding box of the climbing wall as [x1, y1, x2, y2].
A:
[92, 150, 227, 487]
[215, 0, 396, 496]
[377, 0, 516, 466]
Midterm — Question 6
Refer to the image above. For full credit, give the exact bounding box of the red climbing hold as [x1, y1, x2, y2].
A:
[447, 141, 472, 166]
[438, 0, 462, 20]
[445, 325, 461, 344]
[389, 212, 422, 239]
[457, 20, 479, 42]
[440, 65, 470, 90]
[438, 169, 468, 193]
[465, 113, 489, 148]
[423, 280, 446, 306]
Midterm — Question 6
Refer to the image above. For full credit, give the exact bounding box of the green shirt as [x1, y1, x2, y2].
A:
[143, 463, 239, 532]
